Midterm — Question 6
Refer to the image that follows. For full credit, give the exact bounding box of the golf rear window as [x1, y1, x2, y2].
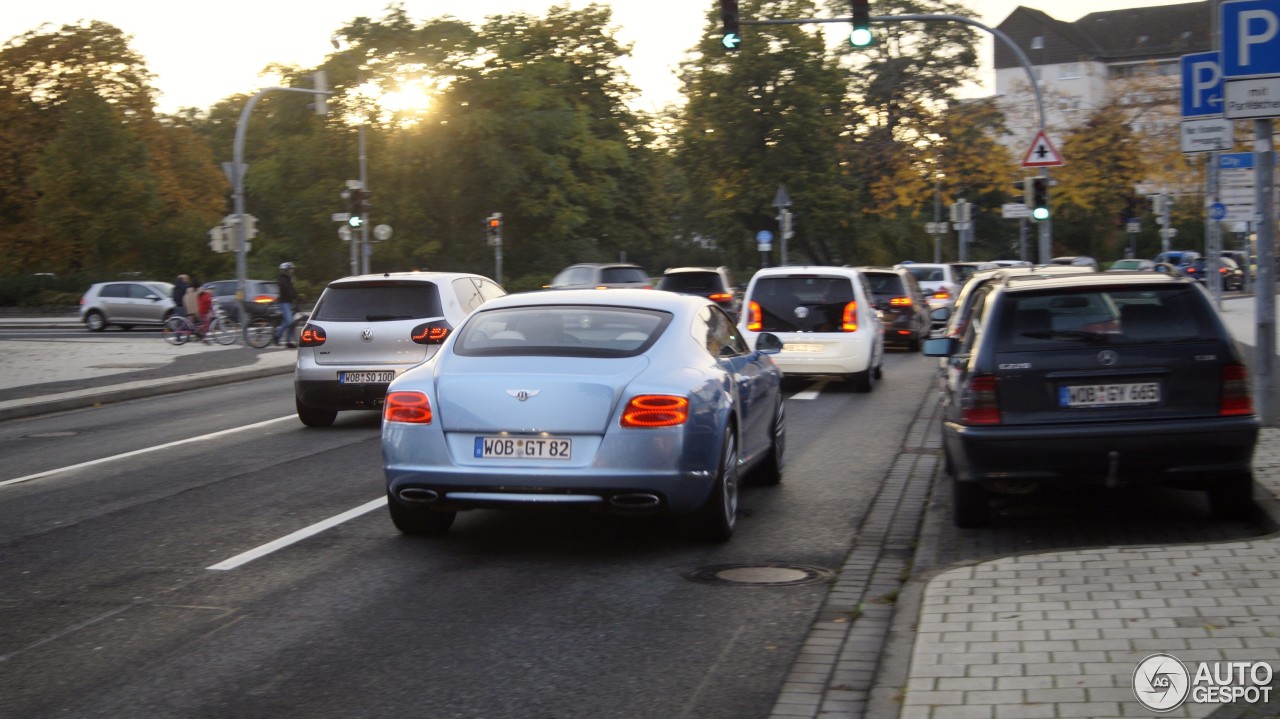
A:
[600, 267, 649, 284]
[657, 272, 722, 294]
[312, 283, 443, 321]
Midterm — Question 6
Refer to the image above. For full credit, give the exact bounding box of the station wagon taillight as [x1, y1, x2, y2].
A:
[385, 391, 433, 424]
[298, 324, 326, 347]
[621, 395, 689, 427]
[1221, 364, 1254, 416]
[842, 301, 858, 332]
[411, 320, 452, 345]
[747, 301, 763, 331]
[961, 374, 1001, 425]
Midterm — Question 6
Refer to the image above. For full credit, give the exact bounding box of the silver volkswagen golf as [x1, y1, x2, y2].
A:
[293, 272, 506, 427]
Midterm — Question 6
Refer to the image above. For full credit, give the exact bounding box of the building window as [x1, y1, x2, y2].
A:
[1031, 35, 1044, 50]
[1059, 63, 1081, 79]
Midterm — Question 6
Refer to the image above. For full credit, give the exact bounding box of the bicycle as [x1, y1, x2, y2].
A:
[244, 303, 305, 349]
[162, 307, 240, 346]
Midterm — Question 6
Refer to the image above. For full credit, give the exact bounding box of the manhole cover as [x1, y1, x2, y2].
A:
[686, 562, 834, 587]
[27, 431, 78, 438]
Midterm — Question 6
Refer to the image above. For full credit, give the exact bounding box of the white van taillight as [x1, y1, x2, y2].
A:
[961, 374, 1001, 425]
[842, 301, 858, 332]
[1221, 364, 1254, 416]
[747, 301, 763, 331]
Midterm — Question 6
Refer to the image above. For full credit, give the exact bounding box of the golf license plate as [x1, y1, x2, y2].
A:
[1060, 382, 1160, 408]
[339, 370, 395, 384]
[475, 436, 572, 460]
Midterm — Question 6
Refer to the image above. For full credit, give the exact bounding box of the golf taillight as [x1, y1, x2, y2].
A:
[747, 301, 763, 331]
[411, 320, 452, 345]
[253, 295, 275, 303]
[889, 296, 912, 306]
[961, 374, 1001, 425]
[842, 301, 858, 332]
[299, 324, 326, 347]
[621, 395, 689, 428]
[933, 290, 951, 301]
[709, 292, 732, 303]
[384, 391, 433, 424]
[1221, 364, 1254, 416]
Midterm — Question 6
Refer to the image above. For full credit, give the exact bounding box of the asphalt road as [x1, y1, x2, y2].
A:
[0, 349, 937, 719]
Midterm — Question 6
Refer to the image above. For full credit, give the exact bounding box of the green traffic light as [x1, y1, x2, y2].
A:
[722, 32, 741, 50]
[348, 216, 364, 228]
[850, 28, 872, 46]
[1031, 207, 1050, 221]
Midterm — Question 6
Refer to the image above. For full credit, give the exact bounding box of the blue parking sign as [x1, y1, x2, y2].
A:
[1221, 0, 1280, 78]
[1181, 52, 1224, 117]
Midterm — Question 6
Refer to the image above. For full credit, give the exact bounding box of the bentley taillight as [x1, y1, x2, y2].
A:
[385, 391, 433, 424]
[621, 395, 689, 427]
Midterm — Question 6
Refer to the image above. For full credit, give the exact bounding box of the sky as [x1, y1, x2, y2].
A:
[0, 0, 1189, 115]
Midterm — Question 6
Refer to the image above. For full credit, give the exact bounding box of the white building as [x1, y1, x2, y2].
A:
[992, 1, 1213, 167]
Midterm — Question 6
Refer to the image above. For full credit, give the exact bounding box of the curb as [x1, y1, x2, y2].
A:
[0, 361, 295, 421]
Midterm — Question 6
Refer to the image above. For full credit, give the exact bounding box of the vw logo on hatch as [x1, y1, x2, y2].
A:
[506, 389, 541, 402]
[1097, 350, 1118, 366]
[794, 307, 810, 319]
[360, 328, 374, 343]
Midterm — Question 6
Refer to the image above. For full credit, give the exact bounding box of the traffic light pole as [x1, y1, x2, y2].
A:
[232, 81, 330, 324]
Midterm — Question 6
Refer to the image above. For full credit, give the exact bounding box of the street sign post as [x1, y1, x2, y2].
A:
[1221, 0, 1280, 423]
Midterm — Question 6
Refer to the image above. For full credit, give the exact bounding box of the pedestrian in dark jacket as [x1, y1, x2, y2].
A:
[274, 262, 299, 348]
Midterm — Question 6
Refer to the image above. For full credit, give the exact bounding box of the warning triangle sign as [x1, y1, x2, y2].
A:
[1021, 130, 1064, 167]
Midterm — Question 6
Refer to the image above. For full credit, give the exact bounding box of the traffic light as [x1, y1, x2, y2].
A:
[720, 0, 741, 51]
[342, 186, 370, 227]
[850, 0, 872, 47]
[1030, 177, 1049, 221]
[486, 213, 503, 245]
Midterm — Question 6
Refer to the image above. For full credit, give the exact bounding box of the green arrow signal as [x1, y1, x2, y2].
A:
[348, 216, 364, 228]
[722, 32, 740, 50]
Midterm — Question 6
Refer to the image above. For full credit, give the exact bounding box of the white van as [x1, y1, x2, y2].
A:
[737, 266, 884, 392]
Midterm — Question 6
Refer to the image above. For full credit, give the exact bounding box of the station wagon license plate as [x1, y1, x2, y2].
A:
[1060, 382, 1160, 408]
[475, 436, 572, 460]
[339, 370, 395, 384]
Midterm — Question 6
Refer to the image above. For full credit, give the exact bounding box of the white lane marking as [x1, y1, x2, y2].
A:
[0, 416, 296, 488]
[790, 379, 830, 401]
[207, 496, 387, 571]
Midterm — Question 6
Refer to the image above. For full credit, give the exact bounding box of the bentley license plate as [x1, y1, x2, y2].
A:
[475, 436, 572, 460]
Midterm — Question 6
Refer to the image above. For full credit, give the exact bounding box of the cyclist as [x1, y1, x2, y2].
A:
[274, 262, 299, 348]
[195, 285, 214, 339]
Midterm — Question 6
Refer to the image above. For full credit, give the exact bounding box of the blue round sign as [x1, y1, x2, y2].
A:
[756, 230, 773, 244]
[1210, 202, 1227, 221]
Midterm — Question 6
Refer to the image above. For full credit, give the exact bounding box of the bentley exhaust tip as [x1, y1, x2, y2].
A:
[608, 493, 661, 510]
[398, 488, 440, 503]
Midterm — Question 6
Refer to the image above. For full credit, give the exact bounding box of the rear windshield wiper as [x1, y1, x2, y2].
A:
[1020, 329, 1109, 342]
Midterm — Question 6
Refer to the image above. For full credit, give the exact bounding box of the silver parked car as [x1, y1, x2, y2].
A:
[381, 289, 786, 541]
[293, 272, 506, 427]
[79, 280, 177, 331]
